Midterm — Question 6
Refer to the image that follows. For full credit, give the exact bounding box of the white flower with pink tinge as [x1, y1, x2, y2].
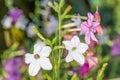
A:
[63, 36, 88, 65]
[25, 41, 52, 76]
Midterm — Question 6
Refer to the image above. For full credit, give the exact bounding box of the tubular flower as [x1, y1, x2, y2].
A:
[94, 7, 103, 35]
[25, 41, 52, 76]
[81, 13, 100, 44]
[63, 36, 88, 65]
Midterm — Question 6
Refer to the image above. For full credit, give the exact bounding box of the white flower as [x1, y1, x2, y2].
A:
[26, 22, 36, 38]
[63, 36, 88, 65]
[1, 15, 12, 29]
[25, 41, 52, 76]
[15, 15, 29, 30]
[45, 15, 58, 36]
[41, 8, 50, 20]
[71, 14, 81, 28]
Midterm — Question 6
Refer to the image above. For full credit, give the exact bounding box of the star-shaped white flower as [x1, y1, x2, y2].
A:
[25, 41, 52, 76]
[63, 36, 88, 65]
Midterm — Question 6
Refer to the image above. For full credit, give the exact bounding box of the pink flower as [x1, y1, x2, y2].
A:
[81, 13, 100, 44]
[94, 7, 103, 35]
[80, 51, 98, 78]
[86, 51, 98, 69]
[80, 62, 90, 78]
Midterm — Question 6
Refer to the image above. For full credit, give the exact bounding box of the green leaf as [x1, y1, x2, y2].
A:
[45, 39, 52, 47]
[97, 63, 108, 80]
[59, 0, 64, 8]
[52, 36, 58, 44]
[71, 74, 79, 80]
[54, 2, 59, 12]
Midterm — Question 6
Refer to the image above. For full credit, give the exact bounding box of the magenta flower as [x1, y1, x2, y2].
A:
[80, 63, 90, 78]
[80, 50, 98, 78]
[8, 7, 23, 23]
[81, 13, 100, 44]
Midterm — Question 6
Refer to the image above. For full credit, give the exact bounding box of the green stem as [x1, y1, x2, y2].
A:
[53, 3, 63, 80]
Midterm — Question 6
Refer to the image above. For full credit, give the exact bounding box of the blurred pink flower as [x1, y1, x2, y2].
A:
[80, 51, 98, 78]
[86, 51, 98, 69]
[111, 35, 120, 56]
[94, 7, 103, 35]
[80, 62, 90, 78]
[81, 13, 100, 44]
[88, 40, 97, 50]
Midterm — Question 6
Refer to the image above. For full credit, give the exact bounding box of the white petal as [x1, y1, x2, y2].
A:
[33, 44, 42, 54]
[63, 41, 73, 50]
[40, 58, 52, 70]
[25, 53, 34, 64]
[15, 15, 28, 30]
[40, 46, 52, 57]
[33, 40, 46, 54]
[28, 61, 41, 76]
[27, 23, 36, 37]
[71, 36, 80, 46]
[77, 43, 88, 53]
[73, 53, 85, 65]
[1, 16, 12, 29]
[65, 51, 73, 62]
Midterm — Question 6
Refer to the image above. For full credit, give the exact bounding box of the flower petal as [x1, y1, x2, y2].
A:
[25, 53, 34, 64]
[71, 36, 80, 46]
[28, 61, 41, 76]
[65, 51, 73, 62]
[33, 40, 46, 54]
[40, 46, 52, 57]
[85, 33, 91, 44]
[63, 41, 73, 50]
[78, 43, 88, 53]
[92, 22, 100, 28]
[73, 53, 85, 65]
[88, 12, 94, 21]
[33, 45, 42, 54]
[90, 32, 98, 42]
[88, 19, 92, 27]
[40, 58, 52, 70]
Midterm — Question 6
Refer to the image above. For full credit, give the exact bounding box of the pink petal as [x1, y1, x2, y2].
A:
[92, 22, 100, 28]
[85, 33, 91, 44]
[90, 32, 98, 42]
[88, 19, 92, 27]
[94, 7, 101, 22]
[80, 62, 90, 78]
[96, 25, 103, 35]
[87, 56, 98, 69]
[88, 12, 94, 21]
[81, 22, 89, 33]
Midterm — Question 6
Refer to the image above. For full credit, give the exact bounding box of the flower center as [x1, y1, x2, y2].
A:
[34, 54, 40, 59]
[72, 47, 77, 51]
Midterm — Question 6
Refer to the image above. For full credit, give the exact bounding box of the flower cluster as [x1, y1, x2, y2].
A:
[24, 2, 103, 78]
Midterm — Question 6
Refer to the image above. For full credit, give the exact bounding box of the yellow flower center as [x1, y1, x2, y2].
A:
[34, 54, 40, 59]
[72, 47, 77, 51]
